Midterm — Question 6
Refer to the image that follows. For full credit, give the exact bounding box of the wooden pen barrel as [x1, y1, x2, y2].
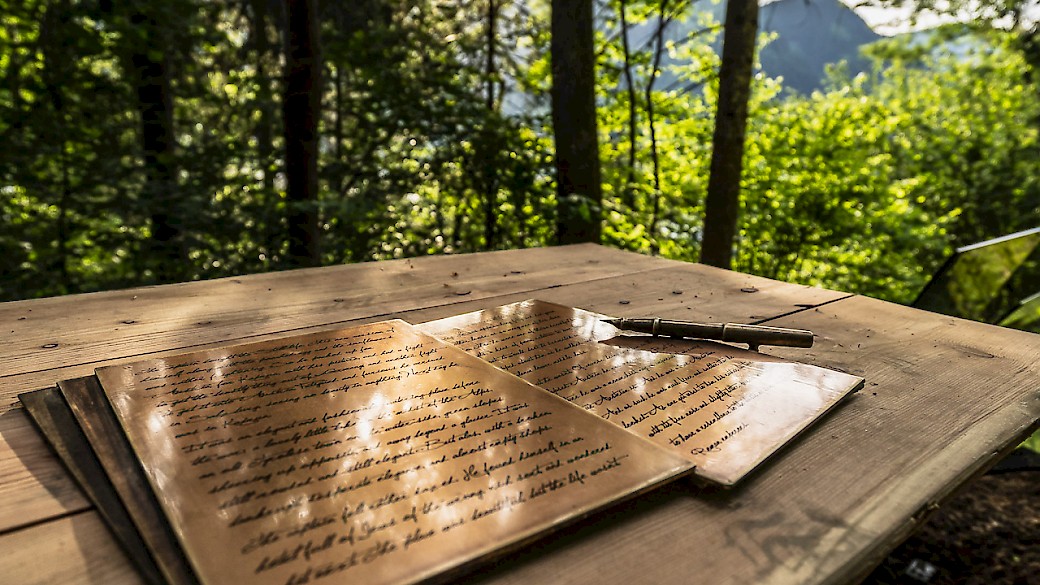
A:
[615, 318, 815, 348]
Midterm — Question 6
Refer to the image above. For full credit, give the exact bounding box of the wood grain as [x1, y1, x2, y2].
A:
[0, 263, 845, 537]
[0, 244, 681, 378]
[0, 261, 845, 409]
[0, 408, 91, 533]
[749, 295, 1040, 583]
[0, 509, 143, 585]
[1, 245, 1035, 585]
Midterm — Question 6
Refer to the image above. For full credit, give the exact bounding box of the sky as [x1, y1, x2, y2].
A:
[838, 0, 1040, 36]
[844, 2, 933, 35]
[839, 1, 961, 35]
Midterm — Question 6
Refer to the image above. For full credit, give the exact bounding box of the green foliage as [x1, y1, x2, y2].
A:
[1, 0, 1038, 315]
[592, 14, 1040, 305]
[315, 1, 556, 260]
[1, 0, 558, 299]
[737, 79, 954, 302]
[597, 1, 720, 257]
[1023, 431, 1040, 453]
[731, 30, 1040, 303]
[1, 0, 145, 296]
[871, 32, 1040, 246]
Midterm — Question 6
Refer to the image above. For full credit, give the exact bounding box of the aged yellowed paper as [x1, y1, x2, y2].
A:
[95, 320, 692, 585]
[419, 300, 863, 485]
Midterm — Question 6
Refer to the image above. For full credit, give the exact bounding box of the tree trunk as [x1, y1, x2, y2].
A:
[249, 0, 276, 192]
[551, 0, 602, 245]
[283, 0, 323, 267]
[126, 8, 183, 283]
[40, 1, 72, 289]
[486, 0, 497, 112]
[248, 0, 279, 265]
[482, 0, 499, 249]
[619, 0, 639, 210]
[646, 1, 672, 254]
[701, 0, 759, 269]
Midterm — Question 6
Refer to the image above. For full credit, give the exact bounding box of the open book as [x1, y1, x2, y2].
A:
[418, 300, 863, 486]
[19, 300, 861, 585]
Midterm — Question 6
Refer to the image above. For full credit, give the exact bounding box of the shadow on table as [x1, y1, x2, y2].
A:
[0, 406, 89, 517]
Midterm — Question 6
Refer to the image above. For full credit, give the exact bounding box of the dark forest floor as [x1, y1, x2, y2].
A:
[862, 449, 1039, 585]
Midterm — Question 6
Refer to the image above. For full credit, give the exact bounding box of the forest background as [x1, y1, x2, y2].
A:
[2, 0, 1038, 318]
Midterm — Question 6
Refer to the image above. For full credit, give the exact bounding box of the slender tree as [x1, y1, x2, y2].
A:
[551, 0, 603, 244]
[39, 0, 73, 286]
[248, 0, 278, 196]
[646, 0, 673, 253]
[482, 0, 501, 249]
[283, 0, 323, 266]
[701, 0, 759, 268]
[122, 6, 184, 282]
[618, 0, 639, 210]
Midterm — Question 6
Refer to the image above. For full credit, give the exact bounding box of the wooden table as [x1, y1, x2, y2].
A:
[1, 244, 1037, 585]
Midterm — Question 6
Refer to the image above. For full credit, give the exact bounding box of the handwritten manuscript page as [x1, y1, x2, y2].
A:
[419, 300, 863, 485]
[94, 320, 692, 585]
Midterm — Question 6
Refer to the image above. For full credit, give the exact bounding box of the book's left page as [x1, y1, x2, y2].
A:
[93, 320, 694, 585]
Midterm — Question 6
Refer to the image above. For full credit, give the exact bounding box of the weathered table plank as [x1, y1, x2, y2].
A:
[754, 296, 1040, 582]
[0, 509, 143, 585]
[0, 260, 845, 411]
[0, 262, 845, 537]
[0, 244, 680, 378]
[0, 245, 1035, 585]
[0, 409, 92, 534]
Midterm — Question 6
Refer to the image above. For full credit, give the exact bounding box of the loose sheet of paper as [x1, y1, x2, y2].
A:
[419, 300, 863, 485]
[95, 320, 692, 585]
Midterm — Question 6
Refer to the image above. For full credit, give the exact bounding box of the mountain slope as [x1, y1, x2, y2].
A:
[757, 0, 881, 94]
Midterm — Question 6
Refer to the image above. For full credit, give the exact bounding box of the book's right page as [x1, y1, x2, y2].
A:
[419, 300, 864, 486]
